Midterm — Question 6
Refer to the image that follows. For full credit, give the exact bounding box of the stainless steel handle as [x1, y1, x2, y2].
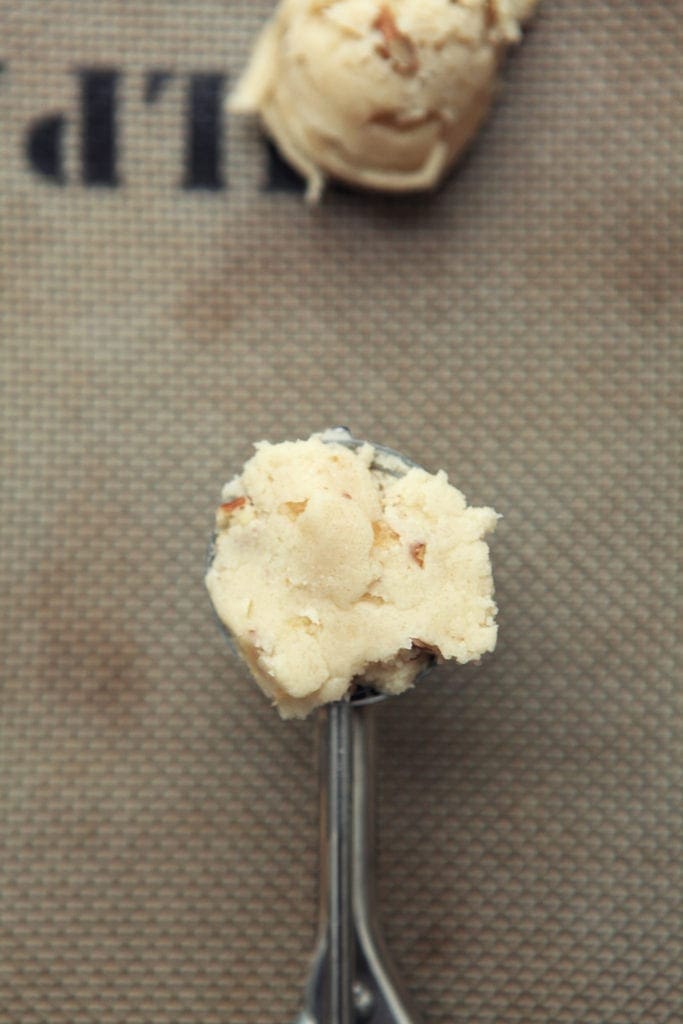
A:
[294, 701, 423, 1024]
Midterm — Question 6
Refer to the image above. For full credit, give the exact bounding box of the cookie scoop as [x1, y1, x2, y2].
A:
[206, 430, 499, 1022]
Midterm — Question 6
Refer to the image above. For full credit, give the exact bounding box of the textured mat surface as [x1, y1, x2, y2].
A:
[0, 2, 681, 1022]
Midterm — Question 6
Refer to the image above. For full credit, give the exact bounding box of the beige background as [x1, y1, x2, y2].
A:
[1, 2, 681, 1022]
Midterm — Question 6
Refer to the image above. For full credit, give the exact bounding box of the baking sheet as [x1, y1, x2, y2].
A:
[1, 2, 681, 1021]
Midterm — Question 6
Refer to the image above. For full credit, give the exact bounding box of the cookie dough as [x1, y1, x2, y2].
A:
[206, 430, 498, 718]
[230, 0, 539, 200]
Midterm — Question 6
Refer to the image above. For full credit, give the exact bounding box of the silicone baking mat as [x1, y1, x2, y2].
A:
[1, 2, 680, 1021]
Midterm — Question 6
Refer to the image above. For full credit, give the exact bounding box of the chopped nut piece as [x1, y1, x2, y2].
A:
[373, 5, 419, 76]
[484, 0, 498, 31]
[216, 495, 248, 528]
[410, 541, 426, 568]
[220, 497, 247, 513]
[280, 499, 309, 518]
[289, 615, 320, 634]
[411, 638, 442, 657]
[372, 520, 401, 549]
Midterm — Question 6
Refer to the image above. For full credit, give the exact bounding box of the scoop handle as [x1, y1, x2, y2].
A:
[293, 701, 423, 1024]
